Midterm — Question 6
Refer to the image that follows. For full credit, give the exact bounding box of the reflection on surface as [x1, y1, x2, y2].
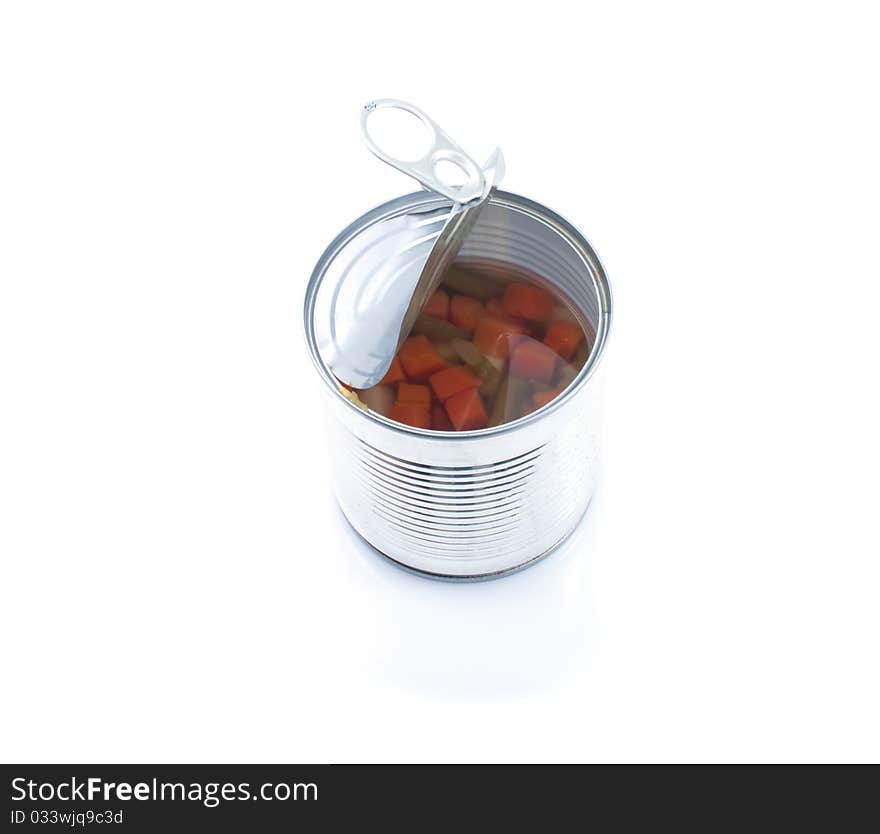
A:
[333, 499, 599, 700]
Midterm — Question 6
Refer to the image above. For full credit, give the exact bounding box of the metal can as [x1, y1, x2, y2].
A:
[304, 189, 612, 580]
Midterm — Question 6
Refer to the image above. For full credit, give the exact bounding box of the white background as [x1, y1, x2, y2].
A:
[1, 1, 878, 763]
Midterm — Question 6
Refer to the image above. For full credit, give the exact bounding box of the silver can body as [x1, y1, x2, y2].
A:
[304, 190, 612, 580]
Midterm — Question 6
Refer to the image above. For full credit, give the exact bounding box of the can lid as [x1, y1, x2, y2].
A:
[315, 100, 504, 390]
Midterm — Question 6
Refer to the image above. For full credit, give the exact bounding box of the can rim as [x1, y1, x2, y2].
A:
[303, 189, 613, 441]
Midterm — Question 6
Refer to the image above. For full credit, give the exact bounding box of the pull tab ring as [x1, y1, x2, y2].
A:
[361, 99, 486, 204]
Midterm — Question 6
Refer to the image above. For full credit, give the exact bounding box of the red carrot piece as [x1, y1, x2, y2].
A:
[398, 335, 446, 382]
[472, 316, 527, 360]
[449, 294, 485, 332]
[388, 403, 431, 429]
[532, 388, 563, 410]
[379, 355, 406, 386]
[483, 296, 538, 334]
[428, 365, 481, 402]
[431, 403, 454, 431]
[510, 339, 558, 383]
[502, 283, 554, 323]
[397, 382, 432, 409]
[444, 388, 488, 431]
[543, 321, 584, 362]
[423, 289, 450, 320]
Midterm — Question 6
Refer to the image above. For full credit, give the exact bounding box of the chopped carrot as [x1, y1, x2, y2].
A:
[472, 316, 527, 360]
[388, 403, 431, 429]
[543, 321, 584, 362]
[502, 283, 554, 323]
[429, 365, 481, 402]
[423, 289, 449, 320]
[397, 382, 431, 409]
[532, 388, 563, 410]
[444, 388, 488, 431]
[510, 339, 558, 383]
[485, 297, 505, 319]
[398, 334, 446, 382]
[431, 403, 453, 431]
[379, 355, 406, 386]
[484, 295, 539, 334]
[449, 295, 484, 332]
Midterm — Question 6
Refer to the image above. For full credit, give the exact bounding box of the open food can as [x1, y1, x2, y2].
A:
[304, 185, 612, 580]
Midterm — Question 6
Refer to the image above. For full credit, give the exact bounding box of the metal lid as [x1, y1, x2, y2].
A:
[315, 100, 504, 390]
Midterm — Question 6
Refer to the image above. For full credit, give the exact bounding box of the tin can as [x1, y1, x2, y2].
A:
[304, 189, 612, 580]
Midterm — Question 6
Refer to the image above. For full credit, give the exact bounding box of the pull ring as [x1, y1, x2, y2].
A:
[361, 99, 486, 204]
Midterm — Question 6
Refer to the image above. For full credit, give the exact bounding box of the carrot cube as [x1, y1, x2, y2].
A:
[429, 365, 481, 402]
[423, 289, 450, 320]
[444, 388, 488, 431]
[398, 335, 446, 382]
[388, 403, 431, 429]
[397, 383, 431, 409]
[431, 403, 453, 431]
[472, 316, 527, 360]
[510, 339, 558, 383]
[449, 295, 485, 332]
[532, 388, 563, 410]
[543, 321, 584, 362]
[379, 355, 406, 386]
[502, 283, 554, 323]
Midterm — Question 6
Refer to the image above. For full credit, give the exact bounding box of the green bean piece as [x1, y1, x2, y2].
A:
[441, 266, 505, 300]
[433, 340, 459, 364]
[479, 372, 502, 398]
[451, 338, 502, 397]
[410, 314, 470, 343]
[487, 377, 509, 427]
[451, 338, 485, 367]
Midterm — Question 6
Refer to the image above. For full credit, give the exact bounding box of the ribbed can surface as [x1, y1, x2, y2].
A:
[305, 190, 612, 579]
